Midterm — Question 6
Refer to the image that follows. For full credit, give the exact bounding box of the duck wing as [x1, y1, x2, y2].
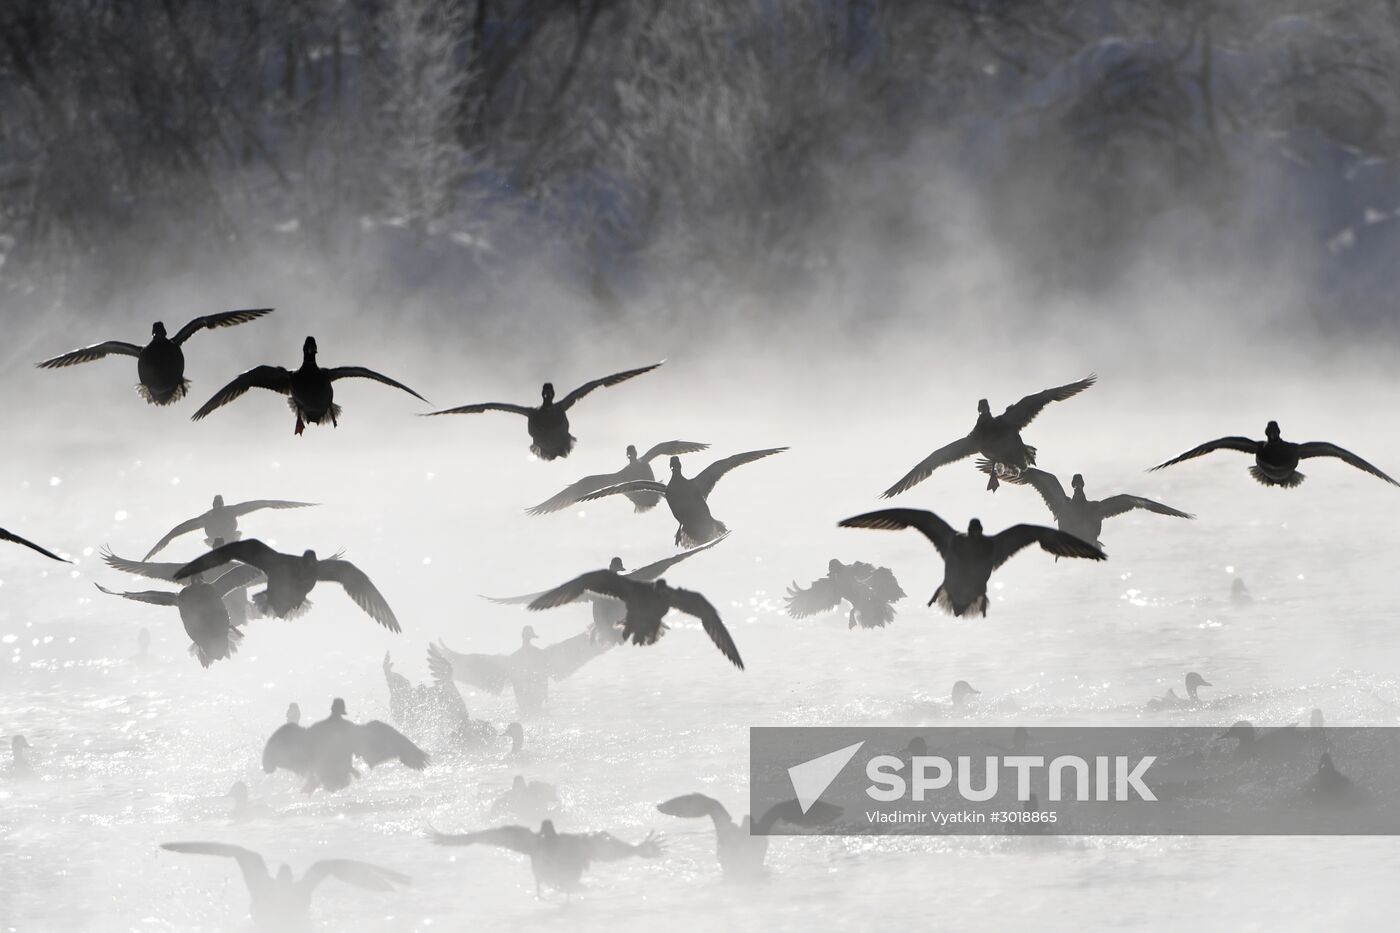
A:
[1, 527, 68, 562]
[581, 830, 664, 861]
[171, 308, 273, 345]
[1000, 374, 1097, 430]
[1149, 436, 1258, 471]
[227, 499, 318, 518]
[142, 515, 210, 560]
[210, 564, 266, 598]
[526, 468, 627, 515]
[657, 792, 731, 830]
[352, 720, 429, 769]
[576, 480, 668, 503]
[95, 583, 178, 606]
[1096, 494, 1194, 520]
[785, 576, 842, 619]
[990, 525, 1106, 569]
[639, 440, 709, 462]
[425, 646, 473, 721]
[424, 401, 534, 417]
[263, 721, 313, 774]
[667, 587, 743, 669]
[838, 508, 957, 559]
[190, 365, 293, 421]
[176, 539, 281, 581]
[863, 566, 906, 603]
[754, 798, 842, 833]
[432, 825, 538, 854]
[1005, 467, 1071, 519]
[300, 859, 410, 894]
[528, 570, 635, 610]
[36, 340, 142, 368]
[316, 559, 400, 632]
[626, 533, 728, 582]
[541, 630, 611, 679]
[1297, 441, 1400, 486]
[558, 361, 664, 409]
[691, 447, 788, 499]
[325, 366, 427, 403]
[430, 640, 512, 694]
[481, 586, 551, 607]
[881, 435, 978, 498]
[160, 842, 269, 890]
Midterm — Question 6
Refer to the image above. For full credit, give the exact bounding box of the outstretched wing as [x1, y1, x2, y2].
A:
[1003, 467, 1071, 520]
[301, 859, 410, 894]
[667, 587, 744, 669]
[558, 361, 663, 409]
[325, 366, 427, 403]
[228, 499, 318, 518]
[191, 366, 293, 421]
[430, 640, 511, 694]
[881, 436, 978, 498]
[353, 720, 429, 769]
[432, 825, 538, 855]
[1297, 441, 1400, 486]
[838, 508, 957, 558]
[525, 469, 626, 515]
[424, 401, 534, 417]
[160, 842, 269, 889]
[639, 440, 709, 462]
[528, 571, 634, 611]
[785, 577, 842, 619]
[1000, 374, 1097, 430]
[104, 547, 187, 581]
[172, 308, 273, 345]
[581, 830, 663, 861]
[541, 630, 611, 680]
[36, 340, 142, 368]
[576, 481, 667, 503]
[211, 564, 266, 598]
[142, 515, 210, 560]
[1149, 437, 1258, 472]
[94, 583, 178, 606]
[1096, 494, 1194, 520]
[692, 447, 787, 499]
[1, 527, 68, 562]
[317, 559, 400, 632]
[175, 539, 280, 581]
[754, 799, 842, 833]
[426, 645, 472, 721]
[657, 792, 730, 827]
[990, 525, 1106, 569]
[626, 533, 728, 581]
[263, 721, 313, 774]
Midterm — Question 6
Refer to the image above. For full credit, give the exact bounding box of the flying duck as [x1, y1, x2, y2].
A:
[428, 626, 608, 716]
[656, 794, 839, 881]
[36, 308, 273, 405]
[0, 526, 67, 562]
[526, 440, 710, 513]
[102, 542, 259, 627]
[262, 698, 428, 793]
[987, 464, 1193, 548]
[425, 362, 663, 460]
[143, 495, 316, 558]
[785, 559, 907, 629]
[1150, 421, 1399, 488]
[579, 447, 788, 546]
[882, 375, 1097, 495]
[838, 509, 1106, 617]
[191, 336, 427, 434]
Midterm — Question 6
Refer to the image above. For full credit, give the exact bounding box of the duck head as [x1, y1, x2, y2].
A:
[286, 702, 301, 724]
[300, 549, 318, 567]
[669, 456, 682, 474]
[625, 445, 638, 462]
[512, 775, 527, 791]
[212, 495, 225, 509]
[976, 399, 991, 417]
[903, 736, 928, 757]
[952, 680, 981, 706]
[505, 721, 524, 750]
[828, 558, 843, 574]
[539, 819, 557, 839]
[1185, 672, 1211, 698]
[1318, 752, 1336, 774]
[1071, 474, 1086, 492]
[1265, 420, 1281, 440]
[227, 781, 249, 805]
[608, 557, 625, 572]
[330, 697, 347, 718]
[541, 382, 555, 405]
[965, 519, 984, 537]
[152, 322, 168, 339]
[521, 625, 538, 644]
[303, 336, 318, 359]
[12, 735, 30, 755]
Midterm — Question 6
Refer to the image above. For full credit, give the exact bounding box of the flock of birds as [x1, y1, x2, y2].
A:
[5, 309, 1398, 927]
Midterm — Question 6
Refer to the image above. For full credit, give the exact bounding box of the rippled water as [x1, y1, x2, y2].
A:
[4, 355, 1399, 931]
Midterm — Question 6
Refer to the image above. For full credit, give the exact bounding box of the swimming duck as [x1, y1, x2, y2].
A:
[785, 559, 906, 629]
[191, 336, 427, 434]
[1230, 578, 1253, 607]
[944, 680, 982, 711]
[838, 509, 1106, 617]
[429, 626, 609, 715]
[1145, 672, 1211, 711]
[0, 526, 68, 562]
[143, 495, 317, 558]
[160, 841, 408, 929]
[528, 573, 744, 669]
[527, 441, 711, 514]
[431, 819, 662, 900]
[580, 448, 788, 546]
[1302, 753, 1369, 806]
[36, 309, 273, 406]
[656, 794, 840, 881]
[174, 539, 400, 631]
[1150, 421, 1399, 488]
[490, 775, 561, 823]
[225, 781, 276, 822]
[984, 465, 1193, 548]
[1218, 721, 1317, 763]
[103, 542, 260, 627]
[426, 362, 664, 460]
[262, 698, 429, 793]
[9, 735, 33, 778]
[882, 374, 1097, 495]
[95, 562, 264, 668]
[486, 535, 728, 643]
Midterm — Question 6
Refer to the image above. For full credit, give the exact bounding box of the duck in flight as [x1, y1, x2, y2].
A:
[838, 509, 1105, 617]
[191, 336, 426, 434]
[882, 374, 1097, 495]
[984, 464, 1193, 548]
[1150, 421, 1399, 488]
[528, 572, 744, 669]
[160, 841, 409, 930]
[36, 308, 273, 406]
[262, 698, 428, 793]
[431, 819, 662, 900]
[580, 447, 788, 546]
[785, 559, 906, 629]
[426, 362, 664, 461]
[428, 625, 609, 716]
[0, 526, 67, 562]
[526, 440, 710, 514]
[485, 535, 729, 644]
[104, 541, 260, 626]
[656, 794, 840, 881]
[174, 539, 400, 631]
[143, 495, 316, 559]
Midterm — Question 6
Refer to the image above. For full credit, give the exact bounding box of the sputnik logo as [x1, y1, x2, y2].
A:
[788, 741, 865, 814]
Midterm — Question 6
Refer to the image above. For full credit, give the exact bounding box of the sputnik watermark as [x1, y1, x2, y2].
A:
[865, 754, 1156, 802]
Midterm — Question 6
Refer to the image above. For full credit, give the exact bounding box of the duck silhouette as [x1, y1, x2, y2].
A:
[0, 526, 68, 562]
[785, 559, 906, 629]
[191, 336, 427, 434]
[490, 775, 561, 823]
[426, 363, 663, 460]
[882, 375, 1096, 495]
[429, 625, 609, 715]
[8, 735, 33, 779]
[984, 465, 1192, 548]
[261, 698, 429, 793]
[225, 781, 277, 822]
[1150, 421, 1399, 488]
[1145, 672, 1211, 711]
[95, 561, 263, 668]
[656, 794, 840, 881]
[526, 441, 711, 514]
[143, 495, 316, 558]
[102, 541, 260, 628]
[36, 309, 272, 406]
[838, 509, 1105, 617]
